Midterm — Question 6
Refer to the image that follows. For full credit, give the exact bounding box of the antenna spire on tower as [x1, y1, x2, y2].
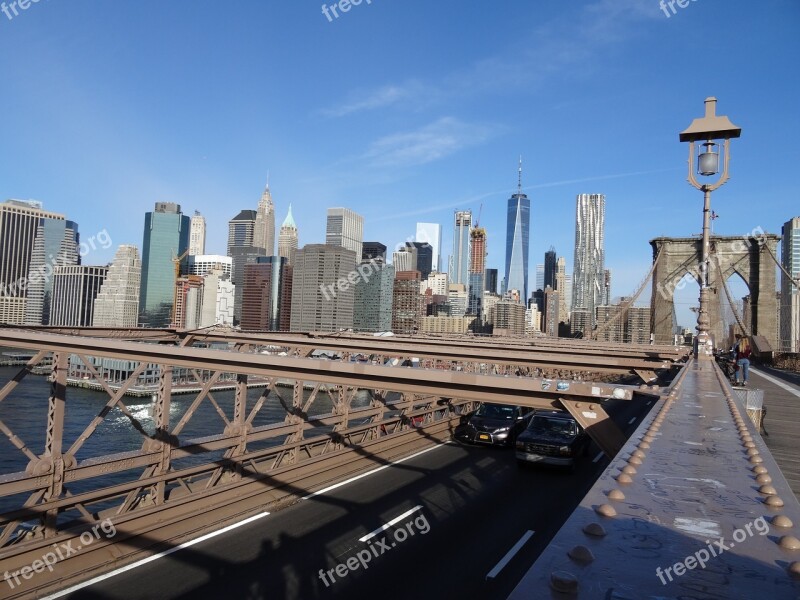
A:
[517, 155, 523, 195]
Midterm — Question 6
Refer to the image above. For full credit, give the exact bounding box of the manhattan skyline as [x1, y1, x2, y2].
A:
[0, 1, 798, 328]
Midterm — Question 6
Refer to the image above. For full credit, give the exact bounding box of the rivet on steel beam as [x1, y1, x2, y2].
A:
[743, 441, 756, 449]
[568, 545, 595, 563]
[638, 441, 651, 450]
[550, 571, 579, 594]
[616, 473, 633, 484]
[756, 473, 773, 485]
[742, 435, 753, 443]
[752, 465, 768, 474]
[596, 504, 617, 517]
[758, 485, 777, 496]
[632, 450, 645, 459]
[622, 465, 637, 475]
[628, 456, 643, 466]
[765, 495, 785, 508]
[773, 515, 794, 529]
[608, 489, 625, 501]
[789, 562, 800, 579]
[750, 455, 764, 464]
[747, 448, 760, 457]
[583, 522, 606, 537]
[779, 536, 800, 551]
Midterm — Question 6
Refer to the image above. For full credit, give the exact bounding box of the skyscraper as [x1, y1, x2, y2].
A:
[290, 244, 357, 332]
[50, 265, 108, 327]
[554, 256, 570, 325]
[253, 184, 276, 255]
[468, 228, 487, 317]
[24, 218, 80, 325]
[505, 159, 530, 303]
[278, 204, 299, 265]
[354, 261, 395, 333]
[485, 268, 498, 294]
[571, 193, 606, 336]
[241, 257, 293, 331]
[780, 216, 800, 351]
[0, 200, 68, 324]
[451, 211, 472, 286]
[416, 223, 442, 272]
[406, 242, 433, 280]
[544, 247, 557, 290]
[189, 211, 206, 255]
[187, 255, 232, 277]
[326, 208, 364, 258]
[392, 247, 415, 272]
[392, 271, 423, 334]
[362, 242, 387, 262]
[227, 210, 257, 255]
[139, 202, 190, 328]
[93, 245, 141, 327]
[535, 264, 544, 291]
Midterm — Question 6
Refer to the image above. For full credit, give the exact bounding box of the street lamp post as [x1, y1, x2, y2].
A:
[680, 97, 741, 358]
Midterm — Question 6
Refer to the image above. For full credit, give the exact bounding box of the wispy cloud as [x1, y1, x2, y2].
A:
[361, 117, 499, 168]
[368, 167, 680, 221]
[320, 81, 433, 117]
[322, 0, 659, 117]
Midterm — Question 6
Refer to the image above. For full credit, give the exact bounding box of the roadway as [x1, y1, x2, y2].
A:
[60, 396, 656, 600]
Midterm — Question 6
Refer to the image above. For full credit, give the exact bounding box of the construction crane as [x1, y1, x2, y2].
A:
[475, 203, 483, 228]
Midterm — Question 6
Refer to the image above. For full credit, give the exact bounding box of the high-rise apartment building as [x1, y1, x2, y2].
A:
[781, 217, 800, 351]
[392, 247, 415, 272]
[139, 202, 191, 328]
[189, 211, 206, 255]
[230, 246, 266, 324]
[290, 244, 357, 332]
[571, 193, 605, 336]
[602, 269, 612, 306]
[0, 200, 69, 324]
[93, 245, 141, 327]
[392, 271, 423, 334]
[227, 210, 257, 255]
[447, 283, 468, 318]
[422, 272, 448, 297]
[241, 257, 293, 331]
[544, 286, 560, 337]
[505, 161, 530, 303]
[416, 223, 442, 272]
[488, 300, 526, 336]
[451, 211, 472, 286]
[326, 208, 363, 258]
[468, 228, 487, 317]
[362, 242, 387, 262]
[535, 264, 544, 292]
[353, 261, 394, 333]
[253, 184, 276, 255]
[50, 265, 108, 327]
[595, 300, 651, 344]
[278, 205, 299, 265]
[24, 218, 80, 325]
[554, 256, 570, 325]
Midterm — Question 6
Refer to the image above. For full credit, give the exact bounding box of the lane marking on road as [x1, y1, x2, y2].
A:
[301, 442, 449, 501]
[486, 530, 535, 580]
[359, 505, 423, 542]
[628, 417, 637, 425]
[593, 451, 605, 463]
[750, 368, 800, 399]
[42, 512, 271, 599]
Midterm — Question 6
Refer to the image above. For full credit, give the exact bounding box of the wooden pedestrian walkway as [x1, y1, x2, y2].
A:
[749, 366, 800, 499]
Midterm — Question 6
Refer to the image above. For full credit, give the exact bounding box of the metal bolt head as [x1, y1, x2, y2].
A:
[550, 570, 579, 594]
[568, 545, 595, 563]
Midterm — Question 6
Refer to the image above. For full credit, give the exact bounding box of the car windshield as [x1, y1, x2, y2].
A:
[528, 415, 576, 436]
[474, 404, 516, 420]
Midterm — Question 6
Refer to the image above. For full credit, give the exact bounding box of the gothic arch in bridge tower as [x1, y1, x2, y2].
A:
[650, 234, 780, 347]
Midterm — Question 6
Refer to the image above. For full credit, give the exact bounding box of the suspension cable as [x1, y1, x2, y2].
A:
[712, 252, 750, 337]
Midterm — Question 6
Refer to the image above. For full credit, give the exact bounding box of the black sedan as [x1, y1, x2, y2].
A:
[453, 403, 534, 447]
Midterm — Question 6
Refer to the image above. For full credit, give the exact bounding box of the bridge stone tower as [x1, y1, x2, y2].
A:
[650, 234, 780, 348]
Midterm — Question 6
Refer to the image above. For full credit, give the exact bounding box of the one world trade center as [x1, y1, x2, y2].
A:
[504, 158, 530, 302]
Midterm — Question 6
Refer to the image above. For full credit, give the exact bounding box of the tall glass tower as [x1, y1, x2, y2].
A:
[571, 194, 606, 334]
[139, 202, 190, 328]
[505, 159, 530, 302]
[451, 211, 472, 286]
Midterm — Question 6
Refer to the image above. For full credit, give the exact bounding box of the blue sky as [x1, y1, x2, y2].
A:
[0, 0, 798, 329]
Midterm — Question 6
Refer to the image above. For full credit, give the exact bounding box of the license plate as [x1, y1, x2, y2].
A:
[478, 434, 490, 441]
